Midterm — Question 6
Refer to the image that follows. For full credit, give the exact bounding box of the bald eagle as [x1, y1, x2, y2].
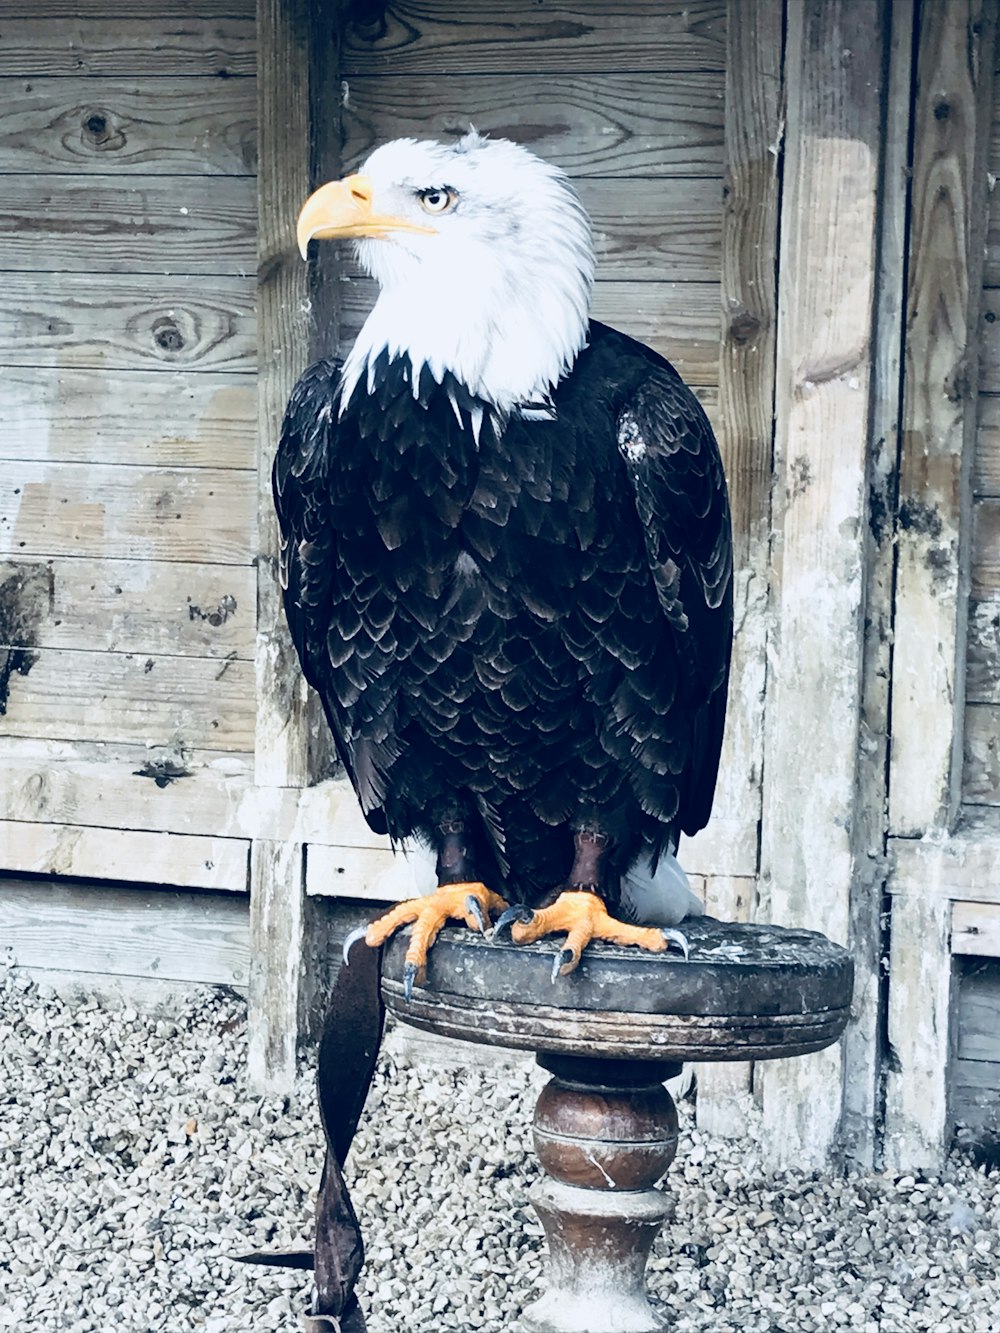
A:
[277, 132, 732, 993]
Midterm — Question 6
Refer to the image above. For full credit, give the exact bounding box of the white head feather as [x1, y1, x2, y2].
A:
[339, 132, 595, 416]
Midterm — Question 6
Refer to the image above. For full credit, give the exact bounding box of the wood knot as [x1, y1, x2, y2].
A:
[152, 318, 185, 353]
[729, 311, 762, 346]
[81, 108, 124, 151]
[934, 99, 951, 121]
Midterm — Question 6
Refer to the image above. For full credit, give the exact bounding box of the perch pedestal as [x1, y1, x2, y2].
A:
[381, 918, 853, 1333]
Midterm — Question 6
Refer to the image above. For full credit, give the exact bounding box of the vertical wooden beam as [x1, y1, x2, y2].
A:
[248, 838, 306, 1089]
[883, 889, 955, 1169]
[251, 0, 341, 1088]
[695, 0, 783, 1139]
[883, 0, 998, 1169]
[758, 0, 887, 1169]
[889, 0, 997, 837]
[842, 0, 918, 1168]
[257, 0, 318, 793]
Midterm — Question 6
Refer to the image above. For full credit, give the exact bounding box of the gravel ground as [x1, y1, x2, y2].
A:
[3, 963, 999, 1333]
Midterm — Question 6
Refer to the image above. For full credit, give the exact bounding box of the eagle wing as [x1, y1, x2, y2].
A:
[612, 357, 733, 837]
[272, 358, 382, 819]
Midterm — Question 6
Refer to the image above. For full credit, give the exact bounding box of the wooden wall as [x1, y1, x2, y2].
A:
[965, 41, 1000, 810]
[0, 0, 257, 891]
[943, 22, 1000, 1156]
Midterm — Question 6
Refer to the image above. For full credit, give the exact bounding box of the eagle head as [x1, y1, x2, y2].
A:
[297, 131, 595, 414]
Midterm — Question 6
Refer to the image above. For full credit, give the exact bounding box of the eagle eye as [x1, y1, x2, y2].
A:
[417, 186, 458, 215]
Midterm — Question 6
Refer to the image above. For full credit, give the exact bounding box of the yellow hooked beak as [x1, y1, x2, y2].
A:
[296, 174, 438, 258]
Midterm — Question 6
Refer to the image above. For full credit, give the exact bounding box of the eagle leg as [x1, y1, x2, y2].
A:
[508, 891, 686, 977]
[360, 883, 509, 999]
[503, 829, 688, 977]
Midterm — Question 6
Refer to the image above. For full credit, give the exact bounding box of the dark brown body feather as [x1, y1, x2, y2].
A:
[274, 321, 732, 906]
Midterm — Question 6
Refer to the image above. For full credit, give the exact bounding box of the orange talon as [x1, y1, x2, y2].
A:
[362, 882, 508, 994]
[510, 891, 676, 977]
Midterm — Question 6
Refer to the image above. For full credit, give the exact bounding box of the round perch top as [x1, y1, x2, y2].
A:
[381, 917, 854, 1063]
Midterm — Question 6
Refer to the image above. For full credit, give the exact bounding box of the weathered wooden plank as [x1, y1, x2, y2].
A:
[0, 557, 254, 658]
[757, 0, 887, 1171]
[0, 275, 255, 373]
[889, 0, 996, 835]
[248, 838, 305, 1089]
[0, 284, 255, 374]
[0, 878, 249, 987]
[341, 73, 725, 178]
[0, 821, 248, 892]
[972, 496, 1000, 595]
[338, 177, 723, 284]
[955, 961, 1000, 1065]
[978, 289, 1000, 390]
[306, 840, 436, 903]
[0, 77, 256, 174]
[883, 891, 954, 1170]
[2, 368, 255, 470]
[0, 647, 255, 752]
[890, 818, 1000, 904]
[341, 1, 725, 75]
[975, 394, 1000, 493]
[339, 278, 722, 385]
[967, 597, 1000, 702]
[0, 175, 256, 274]
[0, 1, 252, 16]
[952, 901, 1000, 955]
[255, 0, 334, 790]
[0, 17, 255, 77]
[687, 0, 782, 959]
[0, 462, 255, 564]
[0, 739, 379, 845]
[842, 0, 919, 1169]
[963, 701, 1000, 803]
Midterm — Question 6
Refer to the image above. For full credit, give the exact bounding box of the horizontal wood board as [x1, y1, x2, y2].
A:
[1, 174, 256, 274]
[0, 646, 255, 751]
[964, 702, 1000, 804]
[2, 369, 255, 469]
[0, 462, 255, 564]
[976, 395, 1000, 493]
[0, 78, 256, 174]
[0, 741, 371, 845]
[0, 821, 248, 891]
[0, 876, 250, 985]
[340, 73, 725, 178]
[953, 960, 1000, 1152]
[0, 18, 255, 76]
[953, 901, 1000, 956]
[0, 557, 254, 658]
[340, 1, 725, 75]
[0, 274, 256, 372]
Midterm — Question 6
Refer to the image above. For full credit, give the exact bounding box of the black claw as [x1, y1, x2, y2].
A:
[403, 961, 418, 1001]
[465, 894, 488, 934]
[662, 928, 690, 960]
[341, 925, 368, 966]
[551, 947, 576, 983]
[493, 904, 534, 941]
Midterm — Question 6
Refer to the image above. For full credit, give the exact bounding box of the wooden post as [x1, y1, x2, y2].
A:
[758, 0, 887, 1169]
[883, 0, 998, 1168]
[841, 0, 918, 1168]
[248, 838, 307, 1090]
[695, 0, 782, 1139]
[883, 890, 955, 1170]
[888, 0, 997, 838]
[252, 0, 340, 1088]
